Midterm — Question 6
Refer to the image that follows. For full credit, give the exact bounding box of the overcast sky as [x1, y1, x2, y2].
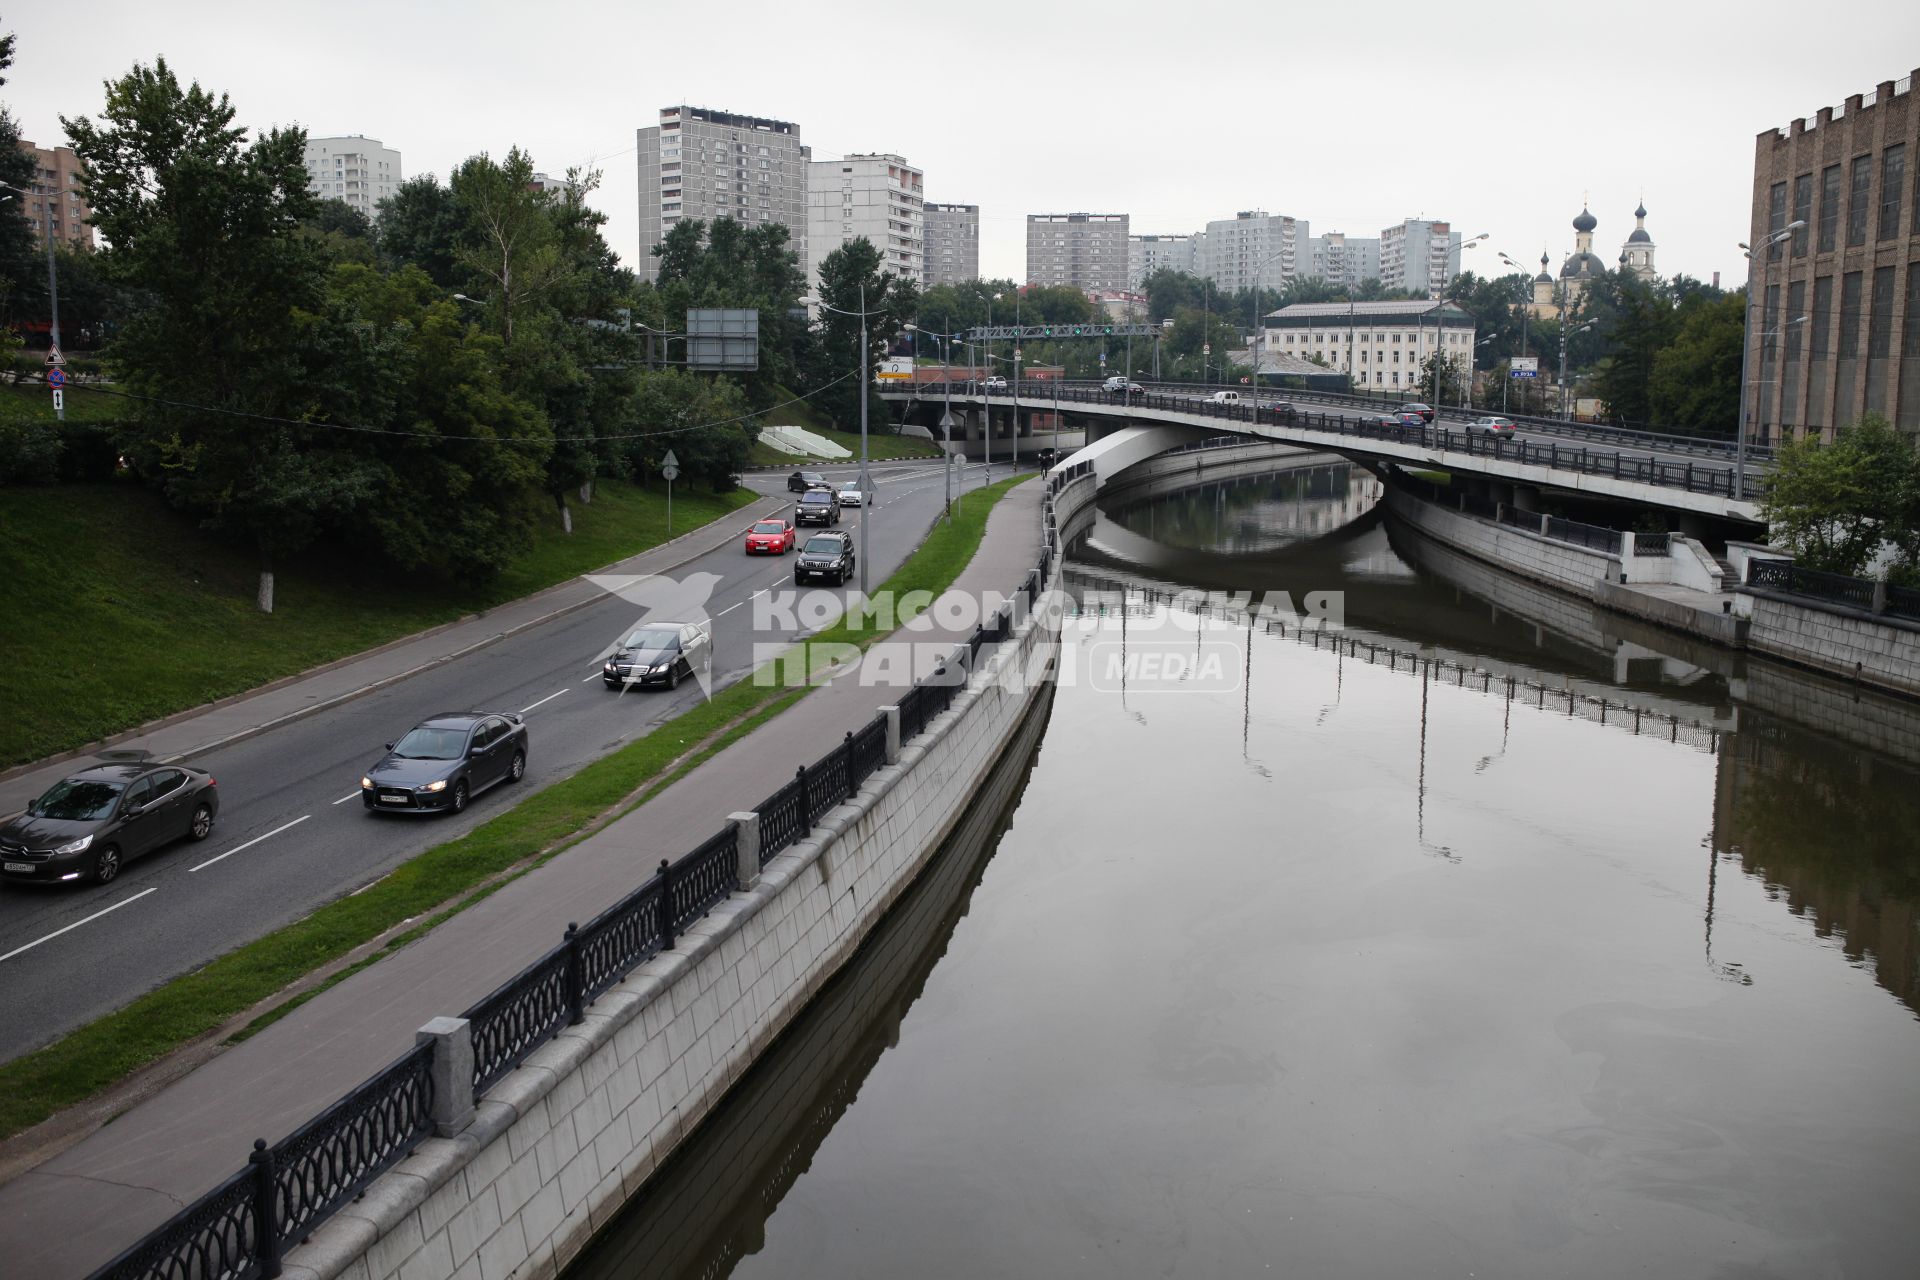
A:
[9, 0, 1918, 291]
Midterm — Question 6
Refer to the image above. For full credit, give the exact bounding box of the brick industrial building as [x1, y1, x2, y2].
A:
[1748, 69, 1920, 443]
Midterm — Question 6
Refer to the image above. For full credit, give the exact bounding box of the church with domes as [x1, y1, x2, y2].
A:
[1529, 201, 1657, 318]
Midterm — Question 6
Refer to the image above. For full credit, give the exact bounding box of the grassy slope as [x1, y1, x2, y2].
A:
[0, 474, 1035, 1140]
[0, 479, 757, 766]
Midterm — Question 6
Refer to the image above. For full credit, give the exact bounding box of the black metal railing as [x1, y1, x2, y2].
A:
[1889, 584, 1920, 622]
[1545, 515, 1623, 555]
[1748, 558, 1884, 612]
[1633, 531, 1673, 555]
[97, 473, 1065, 1280]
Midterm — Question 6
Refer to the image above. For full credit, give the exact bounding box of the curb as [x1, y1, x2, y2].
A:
[0, 500, 782, 786]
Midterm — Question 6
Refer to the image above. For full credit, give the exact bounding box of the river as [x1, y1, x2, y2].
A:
[568, 461, 1920, 1279]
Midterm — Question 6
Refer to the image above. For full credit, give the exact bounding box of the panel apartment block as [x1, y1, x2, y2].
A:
[924, 202, 980, 286]
[1129, 233, 1197, 287]
[15, 141, 92, 249]
[303, 135, 401, 221]
[636, 105, 810, 285]
[1026, 213, 1129, 291]
[1379, 218, 1461, 299]
[1749, 68, 1920, 442]
[809, 154, 924, 289]
[1201, 211, 1306, 293]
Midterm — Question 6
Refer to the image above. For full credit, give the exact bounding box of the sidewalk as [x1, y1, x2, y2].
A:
[0, 481, 1044, 1280]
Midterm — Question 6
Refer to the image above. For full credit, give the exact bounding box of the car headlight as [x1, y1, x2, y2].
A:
[421, 779, 448, 793]
[361, 776, 374, 789]
[652, 662, 671, 673]
[52, 833, 93, 856]
[604, 661, 616, 673]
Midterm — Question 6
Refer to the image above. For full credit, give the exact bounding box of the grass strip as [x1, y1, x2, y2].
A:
[0, 474, 1033, 1141]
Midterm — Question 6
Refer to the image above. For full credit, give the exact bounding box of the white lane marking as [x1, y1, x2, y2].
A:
[0, 888, 160, 964]
[519, 689, 567, 715]
[188, 816, 310, 873]
[581, 673, 602, 683]
[331, 792, 361, 805]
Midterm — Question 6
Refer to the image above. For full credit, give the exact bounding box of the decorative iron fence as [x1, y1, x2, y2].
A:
[96, 478, 1064, 1280]
[1633, 532, 1673, 555]
[1544, 515, 1622, 555]
[1748, 558, 1893, 615]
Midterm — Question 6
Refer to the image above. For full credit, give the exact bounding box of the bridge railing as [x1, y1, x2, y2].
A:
[1746, 558, 1919, 621]
[920, 381, 1765, 490]
[90, 493, 1065, 1280]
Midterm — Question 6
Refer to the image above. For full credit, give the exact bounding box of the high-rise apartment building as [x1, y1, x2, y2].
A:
[1300, 232, 1382, 291]
[1200, 211, 1306, 293]
[14, 142, 92, 249]
[808, 154, 923, 289]
[923, 202, 979, 286]
[636, 106, 810, 285]
[1748, 68, 1920, 443]
[1379, 218, 1461, 298]
[302, 136, 402, 221]
[1026, 213, 1130, 291]
[1129, 233, 1198, 286]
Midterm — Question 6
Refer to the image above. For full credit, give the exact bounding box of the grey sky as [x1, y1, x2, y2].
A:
[9, 0, 1918, 292]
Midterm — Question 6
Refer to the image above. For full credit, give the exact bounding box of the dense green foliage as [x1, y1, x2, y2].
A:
[1759, 414, 1920, 580]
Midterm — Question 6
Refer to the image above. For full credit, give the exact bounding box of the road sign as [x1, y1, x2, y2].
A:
[660, 449, 680, 482]
[1511, 356, 1538, 374]
[45, 345, 64, 366]
[46, 368, 66, 388]
[52, 389, 63, 413]
[1510, 370, 1538, 379]
[1202, 344, 1211, 356]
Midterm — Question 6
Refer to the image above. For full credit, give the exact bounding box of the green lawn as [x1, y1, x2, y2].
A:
[0, 474, 1035, 1141]
[0, 478, 756, 766]
[750, 423, 944, 467]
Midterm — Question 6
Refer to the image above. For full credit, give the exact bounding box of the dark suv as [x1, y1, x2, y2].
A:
[787, 470, 828, 493]
[795, 487, 841, 526]
[795, 531, 856, 585]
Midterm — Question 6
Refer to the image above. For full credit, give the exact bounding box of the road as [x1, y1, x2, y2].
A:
[0, 457, 1004, 1062]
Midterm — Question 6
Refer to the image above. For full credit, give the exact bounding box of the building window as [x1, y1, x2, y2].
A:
[1868, 265, 1895, 359]
[1785, 280, 1806, 360]
[1906, 262, 1920, 360]
[1818, 165, 1842, 252]
[1847, 156, 1872, 247]
[1810, 276, 1833, 358]
[1837, 271, 1863, 358]
[1767, 182, 1788, 260]
[1792, 174, 1812, 257]
[1879, 144, 1905, 241]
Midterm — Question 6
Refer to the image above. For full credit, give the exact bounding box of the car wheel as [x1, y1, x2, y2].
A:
[92, 844, 122, 885]
[668, 665, 681, 691]
[188, 802, 214, 841]
[450, 780, 469, 814]
[508, 751, 526, 783]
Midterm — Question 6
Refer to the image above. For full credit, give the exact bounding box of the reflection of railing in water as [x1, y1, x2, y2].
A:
[1062, 570, 1723, 754]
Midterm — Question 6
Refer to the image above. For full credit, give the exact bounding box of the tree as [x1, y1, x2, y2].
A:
[809, 237, 917, 431]
[1759, 414, 1920, 577]
[64, 60, 381, 612]
[1647, 293, 1745, 435]
[377, 176, 463, 287]
[1417, 352, 1467, 405]
[619, 368, 754, 492]
[1587, 275, 1679, 426]
[0, 28, 46, 330]
[650, 215, 809, 398]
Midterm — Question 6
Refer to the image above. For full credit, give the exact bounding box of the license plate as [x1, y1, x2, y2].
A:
[3, 862, 31, 872]
[379, 795, 409, 805]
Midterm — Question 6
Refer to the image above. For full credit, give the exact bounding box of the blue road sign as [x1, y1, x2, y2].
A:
[1509, 370, 1537, 379]
[46, 368, 66, 388]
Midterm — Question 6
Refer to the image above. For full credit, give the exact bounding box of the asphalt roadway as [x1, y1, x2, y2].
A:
[0, 457, 1008, 1062]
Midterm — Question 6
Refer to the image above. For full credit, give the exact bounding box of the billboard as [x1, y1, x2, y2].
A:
[1510, 356, 1539, 379]
[876, 358, 915, 381]
[686, 309, 759, 370]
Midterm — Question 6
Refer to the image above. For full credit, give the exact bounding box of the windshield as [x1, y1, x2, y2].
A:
[804, 536, 843, 554]
[392, 727, 469, 760]
[751, 522, 786, 534]
[800, 492, 831, 504]
[31, 778, 125, 821]
[622, 627, 678, 651]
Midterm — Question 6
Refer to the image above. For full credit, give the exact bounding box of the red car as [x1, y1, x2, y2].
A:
[744, 518, 795, 555]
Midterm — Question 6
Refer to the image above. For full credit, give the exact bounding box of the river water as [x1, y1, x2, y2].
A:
[569, 461, 1920, 1280]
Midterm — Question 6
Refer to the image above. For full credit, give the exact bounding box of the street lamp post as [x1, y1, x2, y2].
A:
[817, 285, 881, 596]
[1429, 233, 1486, 410]
[903, 323, 960, 515]
[1558, 318, 1594, 420]
[1735, 220, 1805, 500]
[4, 181, 72, 421]
[1497, 251, 1533, 415]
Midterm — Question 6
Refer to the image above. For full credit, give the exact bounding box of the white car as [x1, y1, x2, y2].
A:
[984, 376, 1008, 391]
[1469, 415, 1517, 435]
[1205, 390, 1242, 405]
[837, 482, 870, 507]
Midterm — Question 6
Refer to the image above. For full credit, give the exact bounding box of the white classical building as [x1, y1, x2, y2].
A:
[1261, 300, 1477, 392]
[303, 135, 401, 220]
[808, 153, 924, 289]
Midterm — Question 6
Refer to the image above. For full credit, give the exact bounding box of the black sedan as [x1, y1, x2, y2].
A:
[787, 469, 828, 493]
[361, 712, 528, 815]
[1, 761, 219, 886]
[602, 621, 711, 691]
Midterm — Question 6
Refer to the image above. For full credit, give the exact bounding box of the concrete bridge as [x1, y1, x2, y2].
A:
[882, 380, 1765, 526]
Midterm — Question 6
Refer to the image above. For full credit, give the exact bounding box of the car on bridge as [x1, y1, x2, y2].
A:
[602, 623, 711, 693]
[2, 761, 219, 886]
[1103, 376, 1145, 397]
[1205, 390, 1242, 406]
[1469, 415, 1517, 435]
[1263, 402, 1299, 423]
[984, 376, 1007, 391]
[744, 517, 796, 554]
[362, 713, 527, 815]
[1395, 408, 1427, 428]
[1398, 402, 1435, 423]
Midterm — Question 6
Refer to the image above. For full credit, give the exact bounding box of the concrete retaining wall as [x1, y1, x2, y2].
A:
[1738, 593, 1920, 700]
[284, 577, 1062, 1280]
[1384, 485, 1618, 593]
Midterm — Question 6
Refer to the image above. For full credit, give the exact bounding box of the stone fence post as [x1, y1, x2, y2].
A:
[415, 1017, 475, 1138]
